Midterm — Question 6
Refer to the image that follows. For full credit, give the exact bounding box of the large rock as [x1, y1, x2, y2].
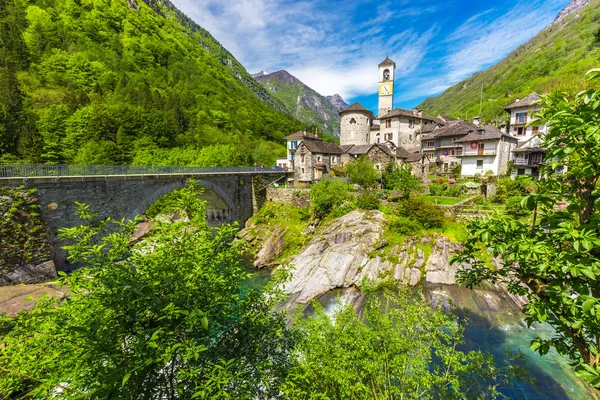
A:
[282, 210, 466, 304]
[0, 260, 57, 286]
[0, 281, 67, 317]
[254, 226, 287, 268]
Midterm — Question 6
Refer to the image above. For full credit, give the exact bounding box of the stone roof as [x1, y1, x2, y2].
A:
[454, 125, 518, 143]
[302, 140, 344, 154]
[425, 120, 478, 139]
[339, 101, 373, 116]
[284, 130, 322, 140]
[504, 92, 541, 111]
[378, 57, 396, 68]
[343, 143, 395, 158]
[512, 134, 546, 153]
[378, 108, 436, 122]
[395, 147, 411, 159]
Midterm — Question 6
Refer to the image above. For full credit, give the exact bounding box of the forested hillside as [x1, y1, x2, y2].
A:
[418, 0, 600, 123]
[0, 0, 304, 167]
[254, 70, 345, 140]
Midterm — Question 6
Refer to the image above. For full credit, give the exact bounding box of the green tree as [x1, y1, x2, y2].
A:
[309, 179, 351, 218]
[383, 162, 423, 199]
[345, 155, 380, 189]
[0, 181, 295, 399]
[453, 69, 600, 389]
[283, 286, 527, 399]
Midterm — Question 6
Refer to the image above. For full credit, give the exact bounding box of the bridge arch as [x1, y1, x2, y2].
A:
[127, 180, 236, 225]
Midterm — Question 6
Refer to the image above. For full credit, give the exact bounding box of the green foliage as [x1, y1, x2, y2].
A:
[398, 197, 446, 229]
[0, 186, 50, 275]
[309, 179, 351, 218]
[419, 1, 600, 123]
[355, 191, 381, 210]
[492, 176, 537, 203]
[429, 182, 464, 197]
[504, 196, 530, 218]
[387, 215, 423, 236]
[346, 156, 379, 189]
[283, 287, 527, 399]
[0, 183, 296, 398]
[382, 162, 423, 198]
[453, 70, 600, 389]
[0, 0, 303, 164]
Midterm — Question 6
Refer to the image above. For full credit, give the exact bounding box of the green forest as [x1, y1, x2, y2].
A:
[0, 0, 304, 167]
[418, 0, 600, 123]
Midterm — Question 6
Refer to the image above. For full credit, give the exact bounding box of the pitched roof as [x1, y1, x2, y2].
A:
[339, 101, 373, 116]
[454, 125, 518, 143]
[378, 108, 436, 122]
[343, 143, 395, 158]
[425, 120, 478, 139]
[378, 57, 396, 68]
[504, 92, 541, 111]
[302, 140, 343, 154]
[512, 134, 546, 153]
[284, 130, 322, 140]
[395, 146, 411, 159]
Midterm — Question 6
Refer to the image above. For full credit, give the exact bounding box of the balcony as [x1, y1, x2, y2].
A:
[460, 149, 497, 156]
[513, 159, 543, 167]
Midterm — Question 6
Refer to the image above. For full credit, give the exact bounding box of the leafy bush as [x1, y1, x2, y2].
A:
[382, 163, 423, 199]
[387, 215, 423, 236]
[429, 182, 444, 196]
[310, 180, 351, 218]
[346, 156, 379, 189]
[398, 197, 445, 229]
[428, 182, 463, 197]
[356, 191, 381, 210]
[505, 196, 530, 218]
[446, 184, 463, 197]
[493, 176, 536, 203]
[331, 200, 357, 218]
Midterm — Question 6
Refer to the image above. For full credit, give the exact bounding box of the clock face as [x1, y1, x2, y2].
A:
[379, 82, 393, 96]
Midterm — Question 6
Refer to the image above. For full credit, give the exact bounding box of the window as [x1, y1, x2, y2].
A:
[350, 118, 356, 124]
[517, 112, 527, 124]
[409, 119, 415, 128]
[291, 154, 294, 161]
[317, 156, 321, 162]
[409, 134, 412, 141]
[332, 156, 337, 163]
[301, 168, 305, 174]
[517, 127, 525, 136]
[385, 119, 391, 128]
[427, 141, 435, 147]
[476, 160, 483, 169]
[532, 126, 539, 135]
[517, 168, 526, 175]
[385, 133, 393, 141]
[383, 68, 390, 80]
[301, 154, 305, 162]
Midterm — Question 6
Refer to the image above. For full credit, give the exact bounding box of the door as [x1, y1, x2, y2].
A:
[478, 143, 485, 156]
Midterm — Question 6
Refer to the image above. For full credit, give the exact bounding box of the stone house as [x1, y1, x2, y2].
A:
[376, 108, 437, 149]
[293, 140, 343, 186]
[421, 118, 473, 172]
[511, 135, 546, 179]
[284, 130, 322, 171]
[340, 143, 396, 169]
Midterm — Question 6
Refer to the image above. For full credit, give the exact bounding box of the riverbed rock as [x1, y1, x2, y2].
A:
[1, 260, 57, 286]
[0, 281, 68, 317]
[282, 210, 466, 304]
[254, 226, 287, 268]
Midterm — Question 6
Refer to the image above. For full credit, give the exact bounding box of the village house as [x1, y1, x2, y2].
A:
[511, 134, 546, 179]
[284, 130, 322, 171]
[421, 117, 468, 172]
[292, 140, 343, 187]
[504, 92, 547, 141]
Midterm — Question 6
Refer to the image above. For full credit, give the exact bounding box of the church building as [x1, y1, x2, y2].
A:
[339, 57, 436, 153]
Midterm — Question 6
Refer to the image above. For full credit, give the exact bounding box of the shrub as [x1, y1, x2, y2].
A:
[445, 184, 463, 197]
[387, 215, 422, 236]
[437, 178, 445, 184]
[398, 197, 445, 229]
[356, 191, 381, 210]
[505, 196, 530, 218]
[331, 200, 356, 218]
[310, 180, 351, 218]
[429, 182, 444, 196]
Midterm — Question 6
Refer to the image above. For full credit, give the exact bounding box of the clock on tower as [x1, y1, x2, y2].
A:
[378, 56, 396, 118]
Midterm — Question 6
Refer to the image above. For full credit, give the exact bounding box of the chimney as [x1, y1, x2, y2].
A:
[418, 110, 423, 118]
[412, 108, 418, 116]
[472, 116, 481, 127]
[315, 127, 318, 138]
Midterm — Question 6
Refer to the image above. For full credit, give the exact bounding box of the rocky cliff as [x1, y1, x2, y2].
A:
[554, 0, 595, 22]
[253, 70, 346, 138]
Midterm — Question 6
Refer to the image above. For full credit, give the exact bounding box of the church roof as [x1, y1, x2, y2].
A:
[378, 108, 436, 122]
[339, 101, 373, 116]
[378, 57, 396, 68]
[504, 92, 541, 111]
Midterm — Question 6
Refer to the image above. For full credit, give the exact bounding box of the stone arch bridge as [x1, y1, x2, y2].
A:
[0, 164, 286, 267]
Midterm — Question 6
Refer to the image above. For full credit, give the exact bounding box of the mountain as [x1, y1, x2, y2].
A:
[418, 0, 600, 123]
[253, 70, 347, 138]
[326, 94, 349, 112]
[0, 0, 302, 166]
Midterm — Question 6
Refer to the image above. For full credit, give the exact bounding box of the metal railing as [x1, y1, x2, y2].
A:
[0, 164, 285, 178]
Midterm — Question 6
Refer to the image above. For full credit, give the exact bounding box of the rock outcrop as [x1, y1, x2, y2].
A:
[281, 210, 467, 304]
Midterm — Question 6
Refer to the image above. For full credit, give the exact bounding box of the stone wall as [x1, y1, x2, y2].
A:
[0, 187, 56, 285]
[266, 188, 310, 208]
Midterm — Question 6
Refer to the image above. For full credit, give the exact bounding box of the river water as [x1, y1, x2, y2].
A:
[246, 268, 599, 399]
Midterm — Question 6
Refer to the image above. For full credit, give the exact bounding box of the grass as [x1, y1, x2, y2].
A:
[414, 194, 468, 206]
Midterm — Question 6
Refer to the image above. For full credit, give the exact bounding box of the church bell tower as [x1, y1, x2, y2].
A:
[378, 56, 396, 118]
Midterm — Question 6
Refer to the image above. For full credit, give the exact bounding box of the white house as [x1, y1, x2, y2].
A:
[454, 125, 518, 177]
[504, 92, 547, 142]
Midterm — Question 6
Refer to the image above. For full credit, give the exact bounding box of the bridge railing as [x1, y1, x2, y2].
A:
[0, 164, 285, 178]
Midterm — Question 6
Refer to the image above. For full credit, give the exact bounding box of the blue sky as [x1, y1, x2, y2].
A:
[171, 0, 569, 113]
